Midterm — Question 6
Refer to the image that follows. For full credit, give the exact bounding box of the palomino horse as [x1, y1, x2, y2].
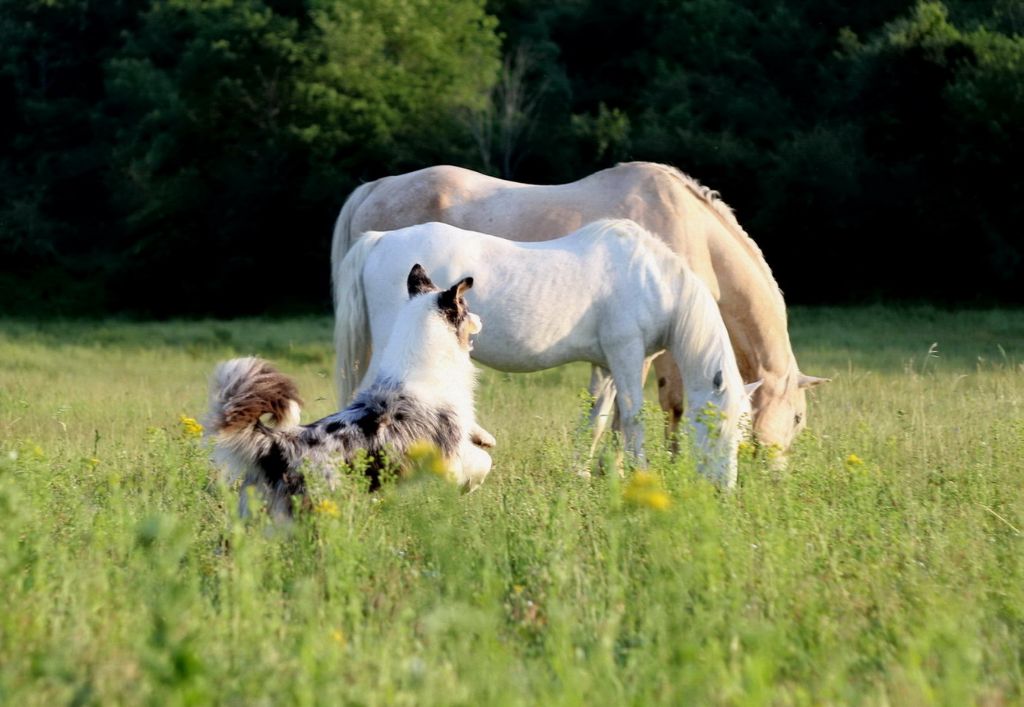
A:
[335, 219, 752, 486]
[332, 162, 828, 459]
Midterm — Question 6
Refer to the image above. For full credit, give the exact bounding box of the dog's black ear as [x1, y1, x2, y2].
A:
[407, 264, 438, 298]
[437, 276, 473, 324]
[454, 276, 473, 297]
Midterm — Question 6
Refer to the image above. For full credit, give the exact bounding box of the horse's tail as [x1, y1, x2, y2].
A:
[331, 179, 381, 310]
[204, 357, 302, 482]
[333, 231, 386, 405]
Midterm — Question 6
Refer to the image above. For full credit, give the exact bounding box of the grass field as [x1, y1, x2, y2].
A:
[1, 307, 1022, 705]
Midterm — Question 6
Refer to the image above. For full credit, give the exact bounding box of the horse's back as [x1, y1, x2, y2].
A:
[351, 166, 513, 235]
[344, 164, 782, 363]
[363, 222, 612, 299]
[362, 221, 678, 370]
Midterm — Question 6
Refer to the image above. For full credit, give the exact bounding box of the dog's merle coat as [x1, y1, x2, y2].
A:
[206, 265, 487, 518]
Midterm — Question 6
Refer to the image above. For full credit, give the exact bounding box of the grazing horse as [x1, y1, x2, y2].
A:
[331, 163, 828, 461]
[335, 219, 753, 487]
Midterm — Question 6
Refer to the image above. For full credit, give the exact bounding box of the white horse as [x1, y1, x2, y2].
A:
[335, 219, 754, 487]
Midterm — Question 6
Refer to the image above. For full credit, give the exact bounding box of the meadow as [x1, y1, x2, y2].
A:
[1, 307, 1022, 705]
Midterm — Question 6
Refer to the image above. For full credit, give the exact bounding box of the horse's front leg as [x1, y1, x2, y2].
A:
[588, 365, 617, 457]
[600, 356, 654, 437]
[652, 353, 685, 453]
[604, 338, 648, 466]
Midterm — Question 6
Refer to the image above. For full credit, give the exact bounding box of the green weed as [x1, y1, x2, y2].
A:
[0, 308, 1022, 704]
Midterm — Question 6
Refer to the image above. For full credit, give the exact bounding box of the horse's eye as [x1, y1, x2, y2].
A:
[794, 413, 803, 426]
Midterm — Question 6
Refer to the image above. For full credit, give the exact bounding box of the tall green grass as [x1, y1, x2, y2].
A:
[1, 307, 1022, 704]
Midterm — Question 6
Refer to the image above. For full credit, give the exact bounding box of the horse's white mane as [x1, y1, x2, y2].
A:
[575, 218, 725, 377]
[618, 162, 786, 313]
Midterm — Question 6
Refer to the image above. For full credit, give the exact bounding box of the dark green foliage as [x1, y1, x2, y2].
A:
[494, 0, 1024, 304]
[0, 0, 1020, 314]
[0, 0, 498, 315]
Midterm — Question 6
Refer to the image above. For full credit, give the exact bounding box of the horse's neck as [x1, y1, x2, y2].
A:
[720, 303, 790, 383]
[639, 165, 793, 382]
[700, 228, 795, 383]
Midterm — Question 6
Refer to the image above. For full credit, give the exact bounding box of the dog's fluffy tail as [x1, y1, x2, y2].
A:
[205, 357, 302, 479]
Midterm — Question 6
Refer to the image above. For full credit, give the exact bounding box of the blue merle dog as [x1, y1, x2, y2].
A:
[205, 264, 491, 518]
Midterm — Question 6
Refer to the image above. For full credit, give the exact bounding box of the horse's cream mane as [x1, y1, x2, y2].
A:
[618, 162, 786, 313]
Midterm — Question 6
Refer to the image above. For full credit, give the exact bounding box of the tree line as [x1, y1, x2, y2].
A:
[1, 0, 1021, 315]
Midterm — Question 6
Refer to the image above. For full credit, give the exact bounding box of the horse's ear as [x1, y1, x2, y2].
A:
[407, 264, 437, 298]
[798, 373, 831, 389]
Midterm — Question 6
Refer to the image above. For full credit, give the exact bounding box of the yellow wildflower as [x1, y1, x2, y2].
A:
[622, 471, 672, 511]
[331, 629, 346, 646]
[697, 401, 726, 426]
[314, 499, 341, 518]
[29, 444, 45, 460]
[179, 414, 204, 438]
[845, 453, 864, 468]
[406, 440, 451, 480]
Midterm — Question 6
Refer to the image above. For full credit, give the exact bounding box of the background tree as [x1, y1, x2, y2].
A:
[0, 0, 498, 314]
[468, 48, 550, 178]
[488, 0, 1023, 303]
[0, 0, 1020, 314]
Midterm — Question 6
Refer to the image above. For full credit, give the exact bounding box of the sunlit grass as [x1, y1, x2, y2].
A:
[1, 307, 1022, 704]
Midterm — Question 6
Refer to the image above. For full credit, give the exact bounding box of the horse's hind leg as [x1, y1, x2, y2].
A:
[653, 352, 685, 453]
